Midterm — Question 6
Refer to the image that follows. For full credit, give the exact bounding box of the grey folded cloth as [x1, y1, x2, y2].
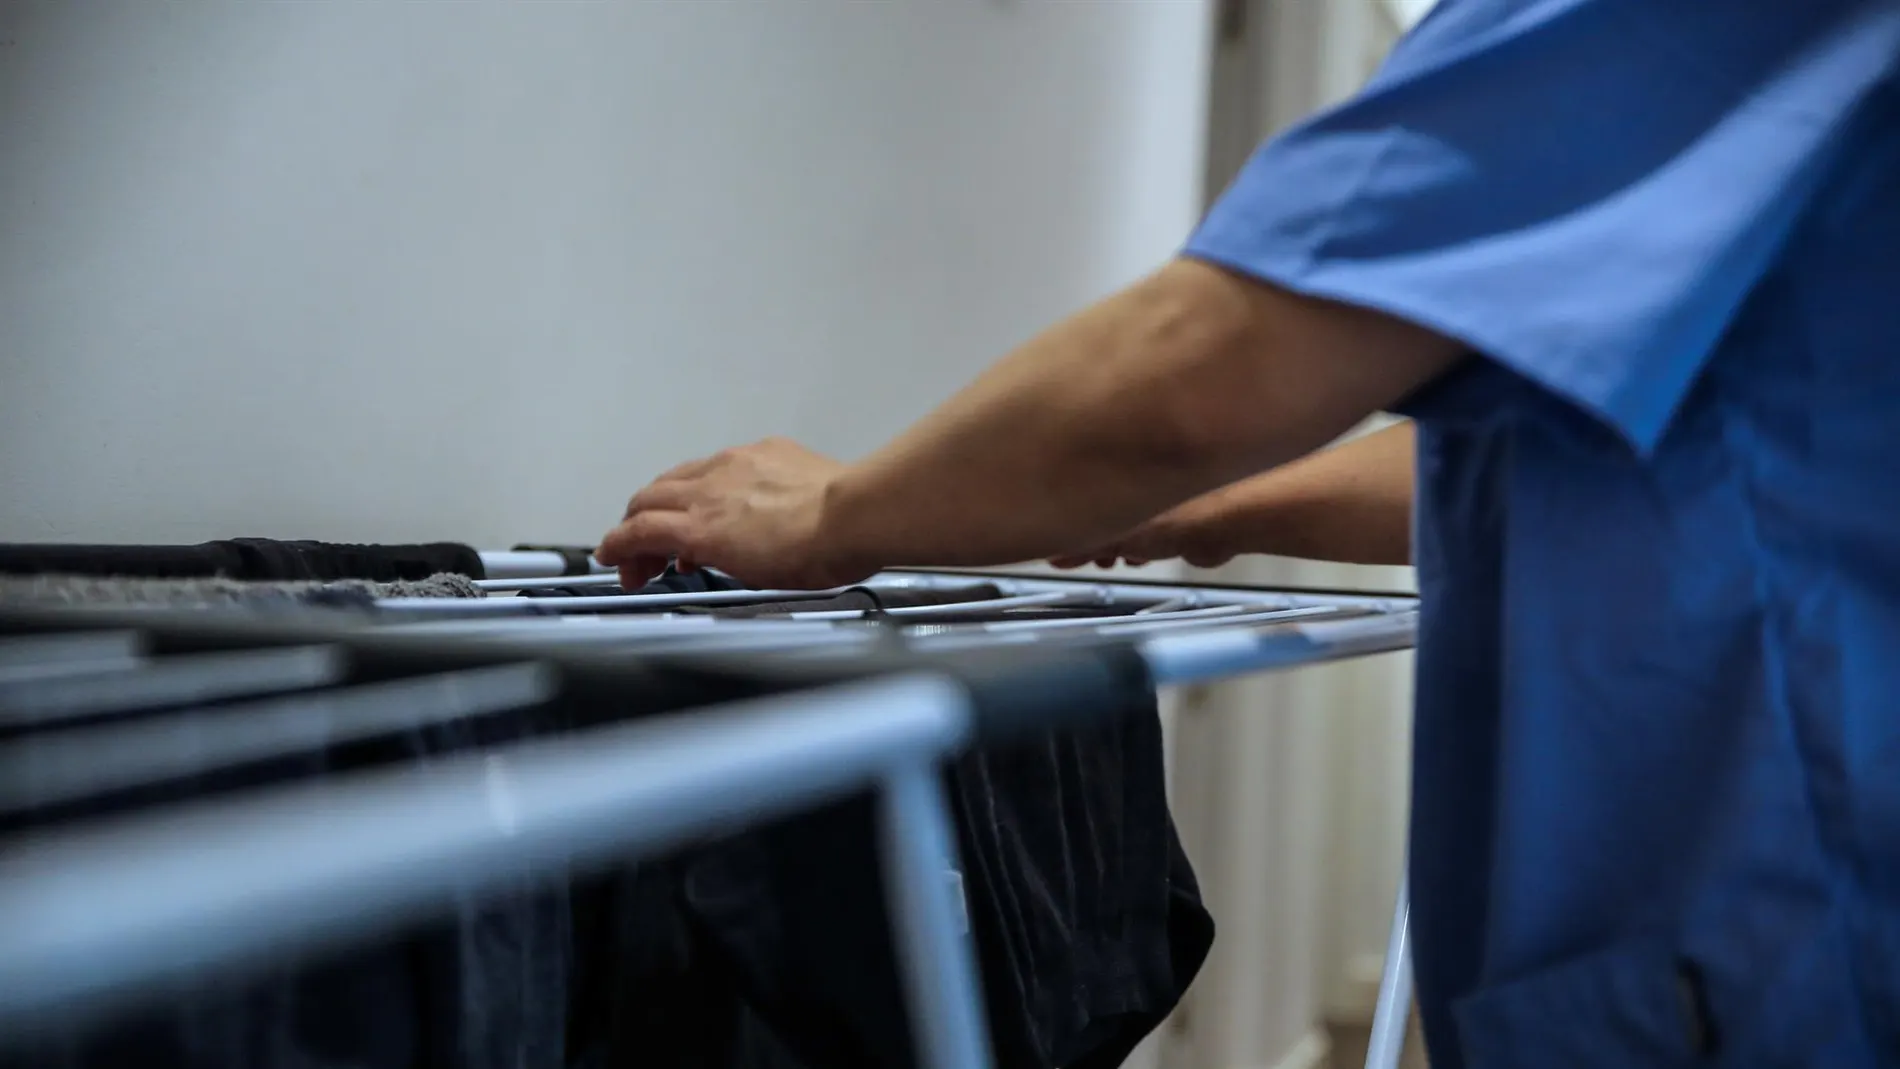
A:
[0, 572, 482, 609]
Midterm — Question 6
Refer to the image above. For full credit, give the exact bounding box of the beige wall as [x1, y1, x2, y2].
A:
[0, 2, 1215, 546]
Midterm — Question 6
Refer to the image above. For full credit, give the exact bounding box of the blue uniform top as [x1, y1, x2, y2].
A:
[1184, 2, 1900, 1065]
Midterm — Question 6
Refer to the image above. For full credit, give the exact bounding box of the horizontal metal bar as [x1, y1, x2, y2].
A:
[385, 587, 871, 615]
[1138, 610, 1418, 686]
[0, 632, 145, 685]
[382, 602, 1397, 661]
[876, 570, 1415, 611]
[474, 571, 624, 592]
[471, 570, 939, 595]
[788, 589, 1097, 622]
[464, 569, 1413, 615]
[373, 597, 547, 617]
[974, 603, 1253, 633]
[607, 629, 884, 656]
[1090, 604, 1344, 636]
[1295, 611, 1422, 656]
[885, 589, 1103, 617]
[394, 619, 864, 651]
[380, 616, 725, 638]
[0, 647, 347, 729]
[0, 663, 557, 813]
[0, 674, 975, 1033]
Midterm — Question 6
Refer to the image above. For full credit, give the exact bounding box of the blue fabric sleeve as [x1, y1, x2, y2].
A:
[1185, 0, 1900, 452]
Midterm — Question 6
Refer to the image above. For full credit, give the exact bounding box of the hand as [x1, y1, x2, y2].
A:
[1049, 492, 1239, 571]
[596, 438, 868, 590]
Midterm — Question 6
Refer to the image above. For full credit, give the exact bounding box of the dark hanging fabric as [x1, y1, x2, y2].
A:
[0, 671, 569, 1069]
[573, 687, 1212, 1069]
[0, 541, 486, 582]
[489, 570, 1216, 1066]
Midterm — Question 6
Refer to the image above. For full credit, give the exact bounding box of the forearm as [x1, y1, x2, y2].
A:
[823, 259, 1457, 572]
[1190, 421, 1417, 566]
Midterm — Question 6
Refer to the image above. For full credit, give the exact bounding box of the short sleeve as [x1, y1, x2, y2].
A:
[1185, 0, 1900, 452]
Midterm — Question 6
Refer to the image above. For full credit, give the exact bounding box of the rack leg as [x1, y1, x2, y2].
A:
[1364, 875, 1413, 1069]
[878, 763, 995, 1069]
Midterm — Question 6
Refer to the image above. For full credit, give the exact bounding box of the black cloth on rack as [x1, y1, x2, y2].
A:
[528, 570, 1214, 1068]
[0, 540, 486, 582]
[571, 686, 1212, 1069]
[695, 590, 885, 616]
[517, 568, 748, 599]
[1, 673, 568, 1069]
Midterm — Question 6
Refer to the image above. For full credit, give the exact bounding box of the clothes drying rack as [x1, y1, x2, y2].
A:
[0, 554, 1417, 1069]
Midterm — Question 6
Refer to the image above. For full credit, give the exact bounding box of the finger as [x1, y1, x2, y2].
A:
[1049, 547, 1105, 568]
[616, 555, 669, 590]
[596, 511, 697, 566]
[624, 457, 721, 518]
[626, 479, 697, 516]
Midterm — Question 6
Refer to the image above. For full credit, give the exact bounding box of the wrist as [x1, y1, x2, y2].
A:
[1159, 488, 1244, 567]
[814, 465, 886, 585]
[1202, 472, 1314, 561]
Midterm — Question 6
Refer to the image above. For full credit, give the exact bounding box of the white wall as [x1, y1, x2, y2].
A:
[0, 1, 1213, 548]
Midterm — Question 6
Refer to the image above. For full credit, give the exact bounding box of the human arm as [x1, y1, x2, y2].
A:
[598, 3, 1898, 591]
[597, 260, 1458, 589]
[1051, 420, 1417, 570]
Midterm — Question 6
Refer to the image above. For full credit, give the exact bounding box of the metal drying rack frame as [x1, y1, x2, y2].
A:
[0, 557, 1417, 1069]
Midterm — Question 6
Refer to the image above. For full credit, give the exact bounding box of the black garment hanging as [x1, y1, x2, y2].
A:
[531, 573, 1214, 1068]
[570, 687, 1211, 1069]
[0, 663, 570, 1069]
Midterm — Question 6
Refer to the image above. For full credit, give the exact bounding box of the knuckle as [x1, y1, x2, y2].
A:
[674, 515, 710, 548]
